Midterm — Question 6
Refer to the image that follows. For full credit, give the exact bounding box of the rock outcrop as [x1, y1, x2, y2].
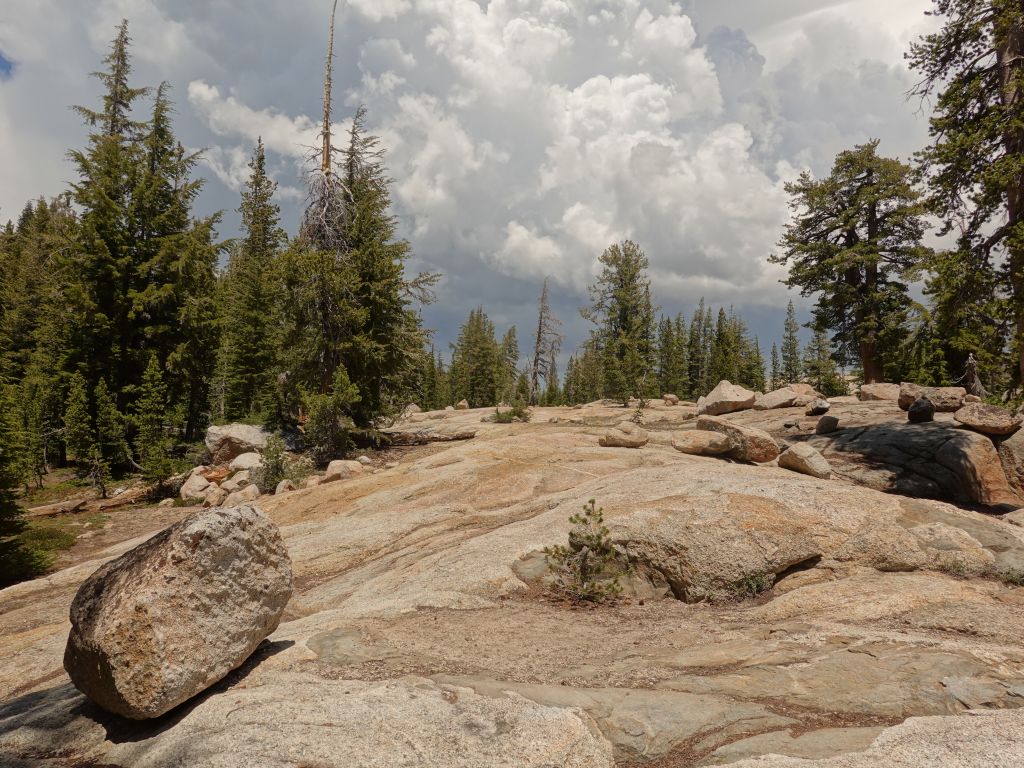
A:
[955, 402, 1022, 437]
[205, 424, 270, 464]
[696, 415, 780, 463]
[754, 387, 800, 411]
[63, 505, 292, 719]
[859, 383, 900, 402]
[699, 380, 758, 416]
[599, 422, 649, 448]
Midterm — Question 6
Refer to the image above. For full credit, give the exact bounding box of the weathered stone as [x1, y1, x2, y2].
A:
[455, 399, 470, 410]
[205, 423, 270, 465]
[908, 397, 936, 424]
[221, 470, 251, 493]
[600, 422, 649, 448]
[859, 383, 901, 402]
[788, 383, 822, 398]
[999, 428, 1024, 497]
[779, 443, 832, 479]
[815, 415, 840, 435]
[663, 394, 680, 406]
[229, 452, 263, 472]
[696, 415, 780, 463]
[698, 380, 758, 416]
[356, 455, 373, 466]
[672, 430, 733, 456]
[274, 479, 295, 495]
[966, 394, 982, 403]
[898, 383, 967, 412]
[63, 505, 292, 719]
[805, 399, 831, 417]
[753, 387, 799, 411]
[202, 485, 228, 508]
[157, 498, 175, 508]
[404, 403, 422, 414]
[224, 484, 260, 507]
[323, 460, 364, 483]
[954, 402, 1022, 437]
[303, 475, 322, 489]
[179, 472, 210, 500]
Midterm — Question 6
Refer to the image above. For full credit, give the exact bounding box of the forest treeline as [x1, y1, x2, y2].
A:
[3, 2, 1024, 581]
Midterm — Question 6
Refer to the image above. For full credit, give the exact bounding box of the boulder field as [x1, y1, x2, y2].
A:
[2, 398, 1024, 766]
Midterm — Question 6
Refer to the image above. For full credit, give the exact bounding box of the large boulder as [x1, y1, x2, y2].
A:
[805, 399, 831, 417]
[179, 472, 210, 501]
[696, 416, 780, 463]
[753, 387, 799, 411]
[323, 459, 365, 483]
[202, 485, 228, 508]
[205, 424, 270, 465]
[663, 393, 680, 406]
[671, 430, 732, 456]
[808, 423, 1022, 508]
[224, 484, 260, 507]
[858, 383, 901, 402]
[63, 505, 292, 719]
[229, 452, 263, 472]
[999, 429, 1024, 497]
[698, 380, 758, 416]
[779, 443, 832, 479]
[599, 422, 649, 449]
[899, 383, 967, 413]
[954, 402, 1022, 437]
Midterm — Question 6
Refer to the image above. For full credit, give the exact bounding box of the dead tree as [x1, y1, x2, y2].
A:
[528, 277, 563, 404]
[957, 353, 989, 398]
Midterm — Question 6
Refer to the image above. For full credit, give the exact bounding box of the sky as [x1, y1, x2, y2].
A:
[0, 0, 940, 364]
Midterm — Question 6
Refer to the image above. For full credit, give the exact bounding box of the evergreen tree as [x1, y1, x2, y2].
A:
[94, 378, 129, 468]
[655, 317, 676, 395]
[781, 301, 802, 385]
[909, 2, 1024, 385]
[584, 241, 656, 406]
[498, 327, 520, 404]
[0, 393, 40, 587]
[772, 142, 928, 382]
[708, 308, 738, 386]
[543, 355, 561, 406]
[803, 327, 847, 397]
[449, 307, 501, 407]
[219, 137, 286, 421]
[672, 313, 690, 398]
[770, 343, 782, 391]
[688, 300, 707, 396]
[133, 356, 173, 484]
[63, 373, 93, 463]
[303, 366, 361, 464]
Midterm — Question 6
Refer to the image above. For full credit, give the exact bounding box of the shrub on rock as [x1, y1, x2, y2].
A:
[63, 505, 292, 719]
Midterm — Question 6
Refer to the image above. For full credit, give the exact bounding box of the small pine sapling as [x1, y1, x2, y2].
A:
[544, 499, 623, 603]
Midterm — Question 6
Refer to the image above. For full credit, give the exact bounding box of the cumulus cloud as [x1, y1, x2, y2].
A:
[0, 0, 938, 354]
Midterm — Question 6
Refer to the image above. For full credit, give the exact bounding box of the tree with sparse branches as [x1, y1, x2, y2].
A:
[528, 278, 563, 405]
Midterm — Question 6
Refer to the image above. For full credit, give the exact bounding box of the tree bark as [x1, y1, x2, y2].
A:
[999, 15, 1024, 385]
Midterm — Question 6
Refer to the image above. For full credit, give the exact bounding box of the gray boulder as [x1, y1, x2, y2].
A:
[205, 424, 270, 465]
[599, 422, 649, 449]
[698, 380, 758, 416]
[779, 443, 833, 479]
[805, 399, 831, 417]
[63, 505, 292, 719]
[908, 397, 936, 424]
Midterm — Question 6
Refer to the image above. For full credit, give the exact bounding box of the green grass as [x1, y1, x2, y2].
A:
[15, 512, 109, 572]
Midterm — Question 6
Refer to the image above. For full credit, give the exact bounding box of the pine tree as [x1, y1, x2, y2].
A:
[498, 327, 520, 404]
[688, 300, 707, 396]
[0, 392, 40, 587]
[219, 138, 286, 421]
[543, 355, 561, 406]
[655, 317, 676, 395]
[133, 356, 173, 484]
[803, 327, 847, 397]
[449, 308, 501, 407]
[584, 241, 656, 406]
[781, 301, 802, 385]
[63, 373, 93, 464]
[708, 308, 737, 386]
[303, 366, 361, 464]
[94, 378, 129, 468]
[909, 2, 1024, 385]
[672, 313, 690, 398]
[770, 343, 782, 391]
[772, 142, 928, 382]
[528, 278, 563, 405]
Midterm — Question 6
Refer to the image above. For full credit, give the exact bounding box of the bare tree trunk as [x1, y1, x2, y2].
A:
[999, 19, 1024, 386]
[321, 0, 338, 173]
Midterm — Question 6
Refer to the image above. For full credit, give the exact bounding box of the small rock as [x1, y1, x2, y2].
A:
[179, 472, 210, 501]
[275, 479, 296, 495]
[954, 402, 1023, 437]
[356, 455, 373, 466]
[221, 470, 251, 494]
[815, 415, 840, 435]
[445, 405, 455, 412]
[404, 403, 422, 414]
[229, 452, 263, 472]
[859, 383, 901, 402]
[385, 462, 399, 469]
[697, 380, 758, 416]
[599, 422, 649, 448]
[779, 443, 833, 479]
[223, 484, 260, 507]
[549, 416, 561, 423]
[671, 430, 732, 456]
[303, 476, 322, 489]
[908, 397, 936, 424]
[965, 394, 982, 404]
[663, 393, 680, 406]
[157, 498, 175, 508]
[455, 399, 470, 410]
[323, 460, 364, 483]
[696, 415, 780, 463]
[63, 504, 292, 719]
[805, 399, 831, 417]
[202, 485, 228, 508]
